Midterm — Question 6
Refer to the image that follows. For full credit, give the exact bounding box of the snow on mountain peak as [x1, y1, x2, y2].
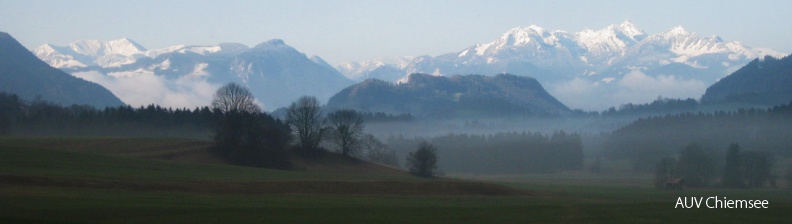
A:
[617, 20, 645, 40]
[34, 43, 58, 55]
[496, 25, 556, 48]
[66, 38, 146, 57]
[526, 25, 545, 34]
[664, 26, 690, 37]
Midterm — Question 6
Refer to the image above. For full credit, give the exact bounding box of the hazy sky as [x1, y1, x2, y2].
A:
[2, 0, 790, 65]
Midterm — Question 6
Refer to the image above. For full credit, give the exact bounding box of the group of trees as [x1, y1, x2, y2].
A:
[388, 131, 583, 174]
[211, 84, 403, 170]
[283, 95, 376, 159]
[654, 143, 775, 189]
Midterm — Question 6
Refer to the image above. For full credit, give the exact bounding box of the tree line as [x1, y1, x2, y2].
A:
[0, 91, 219, 138]
[387, 131, 583, 174]
[605, 102, 792, 171]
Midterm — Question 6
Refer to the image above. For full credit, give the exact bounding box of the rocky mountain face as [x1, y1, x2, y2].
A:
[326, 73, 569, 118]
[0, 31, 124, 108]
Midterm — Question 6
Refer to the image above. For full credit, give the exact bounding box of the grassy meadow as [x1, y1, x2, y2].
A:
[1, 137, 790, 223]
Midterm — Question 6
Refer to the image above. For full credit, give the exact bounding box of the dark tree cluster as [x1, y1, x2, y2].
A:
[0, 91, 219, 138]
[388, 131, 584, 174]
[212, 111, 291, 168]
[606, 102, 792, 171]
[209, 83, 292, 168]
[655, 143, 775, 189]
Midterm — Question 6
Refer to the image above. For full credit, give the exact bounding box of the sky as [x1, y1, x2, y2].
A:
[2, 0, 791, 65]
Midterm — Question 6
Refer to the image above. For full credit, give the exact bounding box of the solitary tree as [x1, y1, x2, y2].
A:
[211, 83, 261, 113]
[327, 109, 364, 157]
[286, 96, 324, 156]
[407, 141, 438, 178]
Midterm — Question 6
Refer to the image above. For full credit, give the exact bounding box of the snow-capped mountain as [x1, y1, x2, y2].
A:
[34, 38, 147, 68]
[341, 21, 782, 83]
[35, 39, 353, 110]
[1, 32, 124, 108]
[337, 21, 784, 110]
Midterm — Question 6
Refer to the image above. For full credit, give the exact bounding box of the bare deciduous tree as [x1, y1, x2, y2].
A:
[286, 96, 324, 155]
[360, 134, 398, 166]
[211, 83, 261, 113]
[327, 109, 364, 156]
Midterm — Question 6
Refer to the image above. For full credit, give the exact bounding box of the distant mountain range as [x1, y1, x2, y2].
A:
[35, 38, 352, 109]
[337, 21, 784, 110]
[0, 32, 123, 108]
[702, 54, 792, 105]
[326, 73, 569, 117]
[30, 21, 788, 111]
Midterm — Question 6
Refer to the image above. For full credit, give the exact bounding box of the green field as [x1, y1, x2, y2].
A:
[1, 137, 790, 223]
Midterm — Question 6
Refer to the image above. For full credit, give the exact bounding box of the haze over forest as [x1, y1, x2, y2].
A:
[2, 1, 792, 223]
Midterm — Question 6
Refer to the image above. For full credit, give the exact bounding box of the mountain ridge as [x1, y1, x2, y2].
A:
[701, 54, 792, 105]
[339, 21, 784, 84]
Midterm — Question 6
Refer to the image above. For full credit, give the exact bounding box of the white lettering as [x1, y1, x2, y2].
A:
[706, 196, 716, 208]
[692, 197, 703, 208]
[679, 196, 769, 208]
[675, 197, 685, 208]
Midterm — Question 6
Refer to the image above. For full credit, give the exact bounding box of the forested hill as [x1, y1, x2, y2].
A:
[326, 73, 570, 118]
[701, 54, 792, 106]
[0, 32, 124, 108]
